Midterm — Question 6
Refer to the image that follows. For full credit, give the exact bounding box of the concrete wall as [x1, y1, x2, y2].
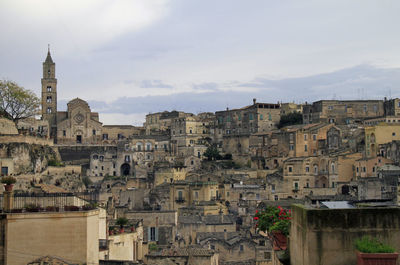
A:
[0, 119, 18, 135]
[290, 204, 400, 265]
[4, 209, 99, 265]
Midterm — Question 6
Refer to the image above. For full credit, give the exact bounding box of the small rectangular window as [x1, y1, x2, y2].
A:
[47, 86, 52, 92]
[92, 129, 96, 136]
[63, 130, 66, 136]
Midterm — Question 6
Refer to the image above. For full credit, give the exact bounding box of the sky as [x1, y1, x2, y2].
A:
[1, 0, 400, 125]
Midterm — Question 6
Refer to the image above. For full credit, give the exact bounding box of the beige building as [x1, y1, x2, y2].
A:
[215, 99, 281, 139]
[1, 209, 100, 265]
[303, 100, 384, 124]
[354, 156, 393, 178]
[364, 123, 400, 157]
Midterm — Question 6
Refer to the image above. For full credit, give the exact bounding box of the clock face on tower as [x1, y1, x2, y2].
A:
[74, 113, 85, 124]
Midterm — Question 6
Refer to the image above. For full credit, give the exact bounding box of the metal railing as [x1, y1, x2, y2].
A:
[0, 191, 99, 211]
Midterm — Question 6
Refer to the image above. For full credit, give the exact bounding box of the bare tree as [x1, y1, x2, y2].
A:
[0, 80, 40, 122]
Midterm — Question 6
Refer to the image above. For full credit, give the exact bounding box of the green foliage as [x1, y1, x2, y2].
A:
[82, 176, 92, 187]
[355, 236, 395, 253]
[47, 159, 64, 167]
[223, 153, 233, 160]
[204, 145, 222, 161]
[149, 243, 158, 252]
[1, 176, 16, 185]
[278, 112, 303, 129]
[255, 206, 291, 236]
[0, 80, 40, 121]
[116, 217, 129, 228]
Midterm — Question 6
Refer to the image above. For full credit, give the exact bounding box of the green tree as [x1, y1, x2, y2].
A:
[277, 112, 303, 129]
[204, 145, 222, 161]
[0, 80, 40, 122]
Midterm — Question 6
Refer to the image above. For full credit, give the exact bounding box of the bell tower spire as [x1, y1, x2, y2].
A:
[41, 46, 57, 140]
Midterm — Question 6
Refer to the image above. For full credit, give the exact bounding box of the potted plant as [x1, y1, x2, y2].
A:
[254, 206, 291, 250]
[25, 203, 41, 212]
[1, 176, 16, 191]
[116, 217, 129, 233]
[355, 236, 398, 265]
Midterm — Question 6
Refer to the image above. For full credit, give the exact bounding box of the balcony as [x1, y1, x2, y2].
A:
[175, 198, 186, 203]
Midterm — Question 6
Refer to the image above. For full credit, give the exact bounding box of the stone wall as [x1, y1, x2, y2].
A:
[0, 135, 53, 146]
[0, 118, 18, 135]
[290, 204, 400, 265]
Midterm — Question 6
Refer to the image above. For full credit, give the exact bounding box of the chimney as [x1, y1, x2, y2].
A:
[253, 98, 256, 105]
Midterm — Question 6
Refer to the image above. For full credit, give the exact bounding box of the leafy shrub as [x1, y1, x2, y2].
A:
[1, 176, 16, 185]
[355, 236, 395, 253]
[277, 112, 303, 129]
[116, 217, 129, 228]
[47, 159, 64, 167]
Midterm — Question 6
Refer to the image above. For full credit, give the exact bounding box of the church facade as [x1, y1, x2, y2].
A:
[41, 50, 138, 144]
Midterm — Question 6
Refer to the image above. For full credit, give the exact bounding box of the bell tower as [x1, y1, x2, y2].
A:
[41, 45, 57, 140]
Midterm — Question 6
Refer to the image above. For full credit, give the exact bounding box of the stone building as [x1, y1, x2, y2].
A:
[364, 123, 400, 157]
[215, 99, 280, 139]
[145, 111, 193, 135]
[303, 100, 384, 125]
[56, 98, 103, 144]
[197, 232, 272, 265]
[171, 114, 211, 159]
[40, 50, 143, 145]
[384, 97, 400, 116]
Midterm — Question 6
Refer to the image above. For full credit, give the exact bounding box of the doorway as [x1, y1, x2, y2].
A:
[76, 135, 82, 144]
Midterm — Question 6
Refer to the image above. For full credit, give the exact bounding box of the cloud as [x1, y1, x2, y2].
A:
[75, 64, 400, 125]
[0, 0, 170, 55]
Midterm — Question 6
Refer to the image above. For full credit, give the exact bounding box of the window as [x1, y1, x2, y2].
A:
[306, 166, 310, 172]
[294, 182, 299, 190]
[125, 155, 130, 162]
[101, 166, 104, 170]
[289, 144, 294, 151]
[260, 114, 263, 120]
[227, 116, 231, 122]
[269, 113, 272, 121]
[331, 164, 335, 173]
[154, 144, 158, 150]
[363, 167, 366, 172]
[313, 134, 317, 141]
[63, 130, 66, 136]
[238, 114, 241, 121]
[356, 167, 359, 173]
[304, 134, 307, 140]
[304, 144, 308, 152]
[288, 166, 293, 173]
[46, 96, 52, 103]
[264, 252, 271, 260]
[189, 129, 193, 133]
[190, 140, 194, 144]
[393, 132, 396, 136]
[314, 165, 318, 174]
[210, 245, 215, 250]
[146, 143, 151, 151]
[47, 86, 52, 92]
[99, 156, 104, 162]
[195, 191, 199, 199]
[249, 113, 254, 120]
[274, 195, 278, 201]
[271, 184, 275, 192]
[256, 193, 260, 200]
[113, 163, 116, 169]
[102, 134, 108, 140]
[93, 155, 98, 160]
[92, 129, 96, 136]
[239, 245, 244, 251]
[364, 104, 367, 113]
[149, 227, 158, 241]
[328, 106, 333, 110]
[47, 107, 52, 114]
[118, 133, 123, 140]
